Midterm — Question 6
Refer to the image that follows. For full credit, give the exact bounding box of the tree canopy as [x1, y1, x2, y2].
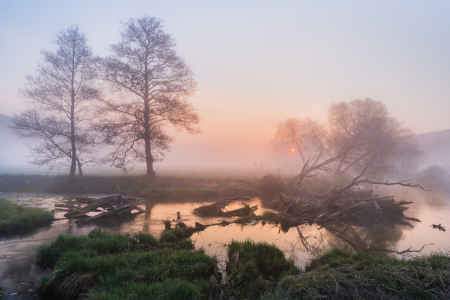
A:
[274, 98, 419, 193]
[12, 26, 100, 178]
[97, 16, 200, 176]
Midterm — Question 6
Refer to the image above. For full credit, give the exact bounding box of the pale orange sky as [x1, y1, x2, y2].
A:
[1, 1, 450, 174]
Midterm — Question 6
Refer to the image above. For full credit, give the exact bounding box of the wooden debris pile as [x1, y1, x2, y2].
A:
[272, 189, 416, 224]
[193, 196, 256, 217]
[64, 193, 146, 223]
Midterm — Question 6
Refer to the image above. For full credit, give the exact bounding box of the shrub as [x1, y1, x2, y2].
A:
[259, 175, 284, 197]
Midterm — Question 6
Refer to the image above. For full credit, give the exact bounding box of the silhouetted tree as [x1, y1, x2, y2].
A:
[98, 16, 199, 177]
[12, 26, 100, 179]
[274, 98, 418, 193]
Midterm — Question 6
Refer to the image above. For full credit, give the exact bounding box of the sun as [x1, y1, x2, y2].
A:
[291, 148, 295, 152]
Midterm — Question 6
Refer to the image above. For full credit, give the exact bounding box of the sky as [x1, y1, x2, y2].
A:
[1, 0, 450, 174]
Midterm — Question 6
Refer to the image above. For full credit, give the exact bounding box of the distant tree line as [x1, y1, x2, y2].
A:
[12, 16, 199, 180]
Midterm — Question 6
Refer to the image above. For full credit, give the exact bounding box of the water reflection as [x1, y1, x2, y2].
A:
[1, 189, 449, 298]
[321, 221, 405, 253]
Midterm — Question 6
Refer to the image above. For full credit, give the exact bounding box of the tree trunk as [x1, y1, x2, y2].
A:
[143, 57, 155, 179]
[69, 110, 77, 179]
[145, 143, 155, 178]
[69, 42, 77, 180]
[77, 158, 83, 178]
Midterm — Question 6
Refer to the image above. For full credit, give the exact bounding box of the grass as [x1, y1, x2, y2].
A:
[270, 248, 450, 299]
[235, 212, 257, 224]
[38, 228, 217, 299]
[0, 198, 53, 233]
[88, 280, 202, 300]
[0, 174, 260, 198]
[36, 228, 194, 269]
[0, 285, 3, 300]
[36, 230, 450, 300]
[226, 239, 300, 299]
[159, 227, 186, 243]
[262, 211, 276, 217]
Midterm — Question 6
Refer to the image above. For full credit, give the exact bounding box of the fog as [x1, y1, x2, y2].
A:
[3, 110, 450, 182]
[1, 1, 450, 179]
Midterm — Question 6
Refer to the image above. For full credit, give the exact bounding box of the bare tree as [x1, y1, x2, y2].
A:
[11, 26, 100, 179]
[274, 98, 418, 194]
[98, 16, 199, 177]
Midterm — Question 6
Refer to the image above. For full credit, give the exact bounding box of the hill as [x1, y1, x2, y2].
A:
[415, 129, 450, 169]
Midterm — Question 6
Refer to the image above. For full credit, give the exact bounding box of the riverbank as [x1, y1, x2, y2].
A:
[0, 174, 260, 199]
[274, 248, 450, 299]
[0, 198, 53, 233]
[36, 229, 450, 299]
[37, 228, 298, 300]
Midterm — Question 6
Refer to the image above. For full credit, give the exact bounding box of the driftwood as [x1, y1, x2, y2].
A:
[193, 197, 255, 217]
[64, 194, 146, 223]
[269, 189, 418, 226]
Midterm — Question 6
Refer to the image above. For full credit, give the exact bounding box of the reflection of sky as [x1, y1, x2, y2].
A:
[1, 1, 450, 173]
[3, 190, 449, 270]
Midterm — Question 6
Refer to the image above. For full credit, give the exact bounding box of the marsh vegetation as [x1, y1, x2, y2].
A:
[35, 228, 450, 300]
[0, 198, 53, 233]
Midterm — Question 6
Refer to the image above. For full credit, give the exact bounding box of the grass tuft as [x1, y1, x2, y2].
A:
[0, 198, 53, 233]
[235, 213, 256, 224]
[226, 239, 299, 299]
[159, 227, 186, 243]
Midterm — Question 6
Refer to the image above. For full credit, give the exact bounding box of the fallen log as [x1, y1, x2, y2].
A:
[193, 197, 252, 217]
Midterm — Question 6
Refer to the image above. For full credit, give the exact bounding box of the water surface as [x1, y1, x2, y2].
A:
[0, 188, 449, 299]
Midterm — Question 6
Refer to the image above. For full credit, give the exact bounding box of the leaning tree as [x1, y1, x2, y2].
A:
[12, 26, 100, 179]
[268, 98, 424, 230]
[98, 16, 200, 177]
[274, 98, 420, 194]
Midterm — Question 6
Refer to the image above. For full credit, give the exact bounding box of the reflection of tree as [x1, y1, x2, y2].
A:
[141, 202, 155, 233]
[321, 222, 404, 255]
[287, 226, 325, 261]
[290, 219, 408, 258]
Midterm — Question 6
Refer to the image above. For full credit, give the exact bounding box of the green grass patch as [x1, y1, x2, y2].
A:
[38, 229, 216, 299]
[262, 211, 276, 217]
[37, 229, 193, 269]
[0, 198, 53, 233]
[159, 227, 187, 243]
[235, 212, 256, 224]
[227, 239, 300, 299]
[87, 280, 202, 300]
[272, 248, 450, 299]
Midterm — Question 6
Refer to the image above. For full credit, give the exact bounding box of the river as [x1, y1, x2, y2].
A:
[0, 187, 449, 299]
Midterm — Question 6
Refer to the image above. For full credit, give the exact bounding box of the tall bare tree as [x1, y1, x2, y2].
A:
[12, 26, 100, 179]
[98, 16, 199, 177]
